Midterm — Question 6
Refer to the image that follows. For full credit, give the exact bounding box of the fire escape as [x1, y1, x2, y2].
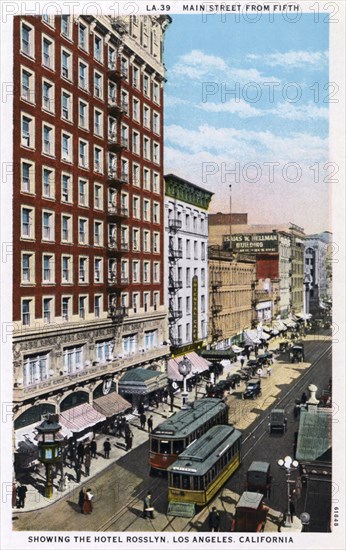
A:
[209, 245, 223, 343]
[107, 20, 130, 323]
[167, 213, 183, 347]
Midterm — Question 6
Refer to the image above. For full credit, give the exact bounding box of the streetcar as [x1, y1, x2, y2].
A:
[167, 424, 242, 507]
[149, 398, 228, 472]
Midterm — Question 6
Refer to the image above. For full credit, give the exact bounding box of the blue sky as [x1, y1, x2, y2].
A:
[163, 14, 330, 233]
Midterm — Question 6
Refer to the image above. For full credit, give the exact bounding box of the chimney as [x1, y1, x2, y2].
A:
[306, 383, 319, 412]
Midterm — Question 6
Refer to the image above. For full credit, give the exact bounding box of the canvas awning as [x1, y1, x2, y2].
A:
[244, 330, 262, 345]
[168, 352, 211, 381]
[232, 345, 245, 353]
[59, 403, 106, 433]
[93, 392, 131, 418]
[200, 348, 235, 361]
[118, 368, 168, 395]
[283, 318, 297, 328]
[273, 320, 287, 332]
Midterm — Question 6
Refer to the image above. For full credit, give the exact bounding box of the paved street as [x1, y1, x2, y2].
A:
[13, 332, 332, 533]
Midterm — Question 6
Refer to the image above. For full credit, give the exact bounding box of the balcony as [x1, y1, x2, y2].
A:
[107, 205, 129, 219]
[108, 305, 128, 321]
[169, 310, 183, 321]
[169, 247, 183, 260]
[168, 219, 182, 232]
[107, 170, 129, 185]
[107, 97, 128, 116]
[168, 279, 183, 292]
[211, 304, 222, 314]
[107, 273, 117, 286]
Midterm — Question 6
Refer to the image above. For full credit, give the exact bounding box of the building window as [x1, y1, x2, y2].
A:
[201, 268, 206, 287]
[108, 46, 116, 69]
[94, 109, 103, 136]
[42, 124, 54, 156]
[143, 199, 150, 221]
[143, 74, 150, 97]
[96, 339, 114, 363]
[78, 139, 89, 169]
[62, 296, 72, 321]
[22, 298, 33, 326]
[153, 291, 159, 311]
[186, 240, 191, 259]
[94, 295, 102, 318]
[201, 242, 206, 261]
[133, 130, 140, 154]
[78, 100, 88, 129]
[61, 215, 72, 242]
[186, 323, 190, 342]
[94, 71, 103, 99]
[21, 67, 35, 103]
[21, 252, 34, 284]
[94, 221, 103, 246]
[23, 353, 49, 386]
[21, 114, 34, 148]
[133, 65, 140, 89]
[21, 23, 34, 57]
[153, 81, 160, 104]
[120, 260, 128, 283]
[42, 80, 54, 112]
[79, 257, 88, 283]
[78, 22, 88, 50]
[61, 132, 72, 162]
[143, 137, 150, 160]
[143, 230, 150, 253]
[61, 174, 72, 202]
[61, 255, 72, 283]
[79, 61, 88, 93]
[121, 56, 128, 78]
[122, 333, 137, 355]
[133, 98, 140, 122]
[61, 49, 72, 80]
[132, 260, 139, 283]
[61, 15, 71, 38]
[132, 292, 139, 313]
[42, 36, 54, 70]
[143, 292, 150, 312]
[143, 261, 150, 283]
[43, 297, 53, 323]
[143, 105, 150, 128]
[144, 329, 157, 350]
[201, 295, 205, 313]
[63, 344, 84, 373]
[153, 142, 160, 164]
[21, 160, 35, 194]
[186, 267, 191, 288]
[132, 228, 140, 251]
[94, 258, 102, 282]
[153, 262, 160, 283]
[133, 164, 140, 187]
[79, 219, 88, 244]
[61, 90, 72, 121]
[42, 211, 54, 241]
[78, 179, 88, 207]
[153, 112, 160, 134]
[153, 172, 160, 194]
[153, 202, 160, 224]
[94, 183, 103, 209]
[143, 168, 150, 190]
[94, 146, 103, 173]
[153, 232, 160, 253]
[42, 254, 54, 283]
[94, 34, 103, 62]
[194, 240, 198, 260]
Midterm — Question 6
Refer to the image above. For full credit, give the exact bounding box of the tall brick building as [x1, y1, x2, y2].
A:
[12, 15, 171, 445]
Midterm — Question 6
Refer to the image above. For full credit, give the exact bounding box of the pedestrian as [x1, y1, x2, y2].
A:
[147, 415, 154, 433]
[90, 438, 97, 458]
[16, 483, 28, 509]
[12, 482, 17, 508]
[301, 392, 307, 404]
[103, 438, 111, 459]
[267, 365, 272, 376]
[125, 429, 133, 451]
[75, 462, 82, 483]
[153, 392, 159, 408]
[161, 396, 167, 415]
[143, 491, 154, 519]
[140, 412, 147, 430]
[169, 392, 174, 412]
[115, 416, 122, 438]
[138, 401, 145, 416]
[121, 415, 127, 435]
[78, 488, 86, 513]
[289, 499, 296, 522]
[82, 488, 93, 514]
[209, 506, 221, 532]
[68, 440, 75, 467]
[124, 420, 131, 437]
[77, 442, 85, 465]
[240, 356, 245, 368]
[84, 453, 91, 476]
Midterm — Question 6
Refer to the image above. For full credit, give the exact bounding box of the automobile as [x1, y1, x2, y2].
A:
[231, 491, 269, 532]
[245, 461, 272, 497]
[242, 379, 261, 400]
[228, 372, 242, 385]
[257, 352, 273, 366]
[289, 343, 304, 363]
[279, 341, 289, 353]
[268, 409, 287, 434]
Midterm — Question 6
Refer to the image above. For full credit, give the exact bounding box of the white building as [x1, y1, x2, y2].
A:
[164, 174, 213, 373]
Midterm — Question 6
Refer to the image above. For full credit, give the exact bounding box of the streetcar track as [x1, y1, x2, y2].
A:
[98, 334, 332, 532]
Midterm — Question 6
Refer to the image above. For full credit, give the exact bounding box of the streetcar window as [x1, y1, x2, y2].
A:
[193, 477, 199, 490]
[160, 440, 171, 454]
[182, 475, 190, 490]
[172, 474, 180, 488]
[151, 438, 158, 453]
[173, 440, 185, 454]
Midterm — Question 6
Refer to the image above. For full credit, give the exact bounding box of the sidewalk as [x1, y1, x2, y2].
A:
[14, 334, 287, 513]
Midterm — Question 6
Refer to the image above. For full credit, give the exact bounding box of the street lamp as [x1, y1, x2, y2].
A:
[178, 356, 192, 409]
[36, 416, 64, 498]
[277, 455, 299, 528]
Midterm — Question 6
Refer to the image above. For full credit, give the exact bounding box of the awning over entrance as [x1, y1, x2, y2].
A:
[200, 348, 236, 361]
[273, 320, 288, 332]
[118, 368, 168, 395]
[244, 330, 262, 345]
[168, 352, 211, 381]
[283, 318, 297, 328]
[93, 392, 132, 418]
[59, 403, 106, 433]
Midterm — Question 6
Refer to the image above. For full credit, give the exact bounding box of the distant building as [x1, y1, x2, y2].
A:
[304, 234, 330, 314]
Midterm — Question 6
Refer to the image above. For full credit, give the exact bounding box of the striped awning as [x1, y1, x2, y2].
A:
[168, 352, 211, 381]
[93, 392, 132, 418]
[60, 403, 106, 433]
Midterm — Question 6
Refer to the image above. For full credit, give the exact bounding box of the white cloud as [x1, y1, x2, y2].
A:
[165, 95, 190, 107]
[271, 101, 329, 120]
[198, 99, 265, 118]
[247, 50, 328, 68]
